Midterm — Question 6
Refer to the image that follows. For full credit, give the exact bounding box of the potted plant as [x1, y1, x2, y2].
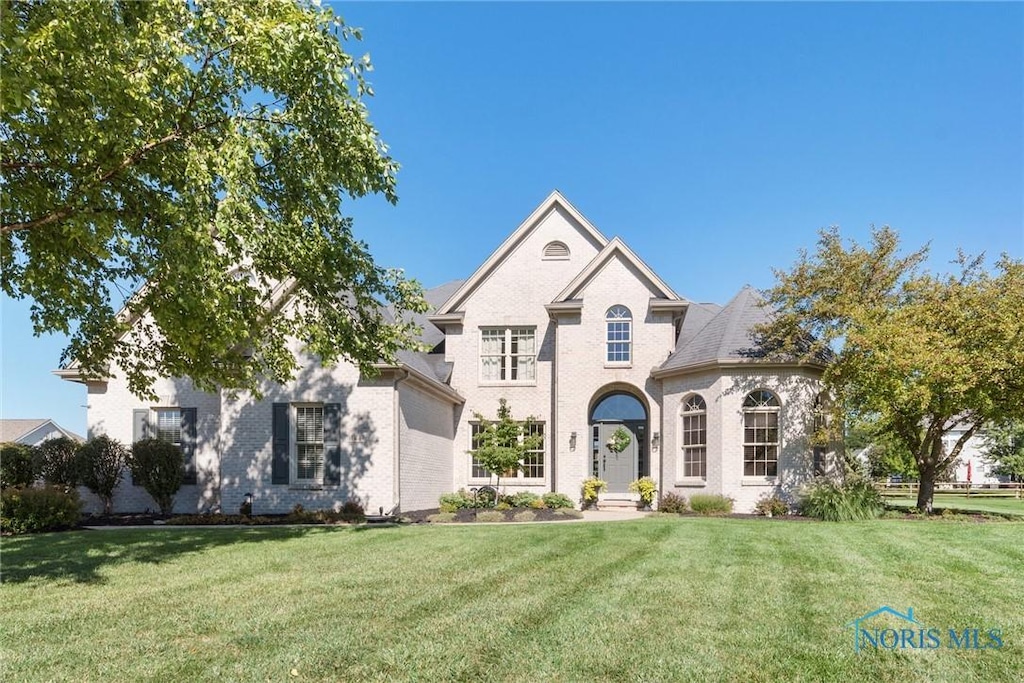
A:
[628, 476, 657, 510]
[581, 476, 608, 509]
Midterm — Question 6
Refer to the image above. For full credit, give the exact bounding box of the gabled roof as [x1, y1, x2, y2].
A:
[552, 237, 684, 304]
[0, 419, 83, 444]
[433, 190, 608, 317]
[655, 285, 774, 375]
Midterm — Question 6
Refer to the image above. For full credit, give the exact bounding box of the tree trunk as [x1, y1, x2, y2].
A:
[916, 468, 936, 513]
[103, 497, 113, 515]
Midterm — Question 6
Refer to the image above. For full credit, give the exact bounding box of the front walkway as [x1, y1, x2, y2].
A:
[579, 509, 652, 522]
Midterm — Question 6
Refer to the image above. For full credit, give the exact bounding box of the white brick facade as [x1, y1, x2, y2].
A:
[71, 191, 823, 515]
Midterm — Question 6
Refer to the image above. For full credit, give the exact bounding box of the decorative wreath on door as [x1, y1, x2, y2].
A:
[606, 427, 632, 454]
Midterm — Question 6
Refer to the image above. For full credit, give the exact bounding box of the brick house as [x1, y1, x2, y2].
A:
[58, 191, 828, 514]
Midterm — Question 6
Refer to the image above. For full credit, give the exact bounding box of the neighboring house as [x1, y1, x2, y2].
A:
[57, 191, 829, 514]
[944, 423, 1007, 486]
[0, 418, 83, 447]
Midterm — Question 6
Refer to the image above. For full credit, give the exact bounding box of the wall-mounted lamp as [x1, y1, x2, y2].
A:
[652, 432, 660, 451]
[569, 431, 578, 451]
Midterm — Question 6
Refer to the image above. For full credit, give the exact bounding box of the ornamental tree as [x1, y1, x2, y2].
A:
[756, 227, 1024, 512]
[78, 435, 129, 514]
[470, 399, 543, 497]
[1, 0, 425, 399]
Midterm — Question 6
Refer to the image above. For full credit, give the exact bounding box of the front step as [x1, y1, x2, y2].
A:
[596, 494, 642, 510]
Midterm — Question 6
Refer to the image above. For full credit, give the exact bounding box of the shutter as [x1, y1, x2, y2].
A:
[131, 409, 150, 485]
[324, 403, 342, 486]
[271, 403, 290, 485]
[181, 408, 197, 485]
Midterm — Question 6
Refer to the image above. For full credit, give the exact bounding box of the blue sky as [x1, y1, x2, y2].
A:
[2, 1, 1022, 436]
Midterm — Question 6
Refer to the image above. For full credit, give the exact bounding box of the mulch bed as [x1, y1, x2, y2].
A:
[401, 507, 580, 523]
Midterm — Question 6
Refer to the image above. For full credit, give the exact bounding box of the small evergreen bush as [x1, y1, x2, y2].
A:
[799, 476, 883, 521]
[542, 492, 575, 509]
[426, 512, 456, 523]
[341, 500, 364, 516]
[0, 442, 35, 488]
[658, 492, 688, 514]
[754, 493, 789, 517]
[475, 510, 505, 523]
[129, 439, 184, 514]
[689, 494, 734, 516]
[528, 497, 547, 510]
[34, 436, 81, 490]
[508, 491, 542, 508]
[1, 486, 81, 534]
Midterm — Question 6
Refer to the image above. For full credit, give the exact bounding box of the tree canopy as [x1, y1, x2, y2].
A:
[1, 0, 425, 398]
[756, 226, 1024, 511]
[471, 399, 543, 494]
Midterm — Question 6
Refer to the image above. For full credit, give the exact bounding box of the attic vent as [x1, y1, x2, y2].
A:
[542, 241, 570, 260]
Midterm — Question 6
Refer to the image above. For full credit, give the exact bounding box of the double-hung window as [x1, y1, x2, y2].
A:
[606, 305, 632, 364]
[680, 395, 707, 479]
[469, 422, 545, 479]
[743, 390, 780, 477]
[294, 405, 325, 484]
[480, 327, 536, 382]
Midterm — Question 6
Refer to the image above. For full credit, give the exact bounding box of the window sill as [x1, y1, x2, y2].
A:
[603, 363, 632, 370]
[741, 477, 778, 487]
[469, 479, 546, 487]
[289, 484, 326, 491]
[477, 382, 538, 388]
[675, 478, 707, 488]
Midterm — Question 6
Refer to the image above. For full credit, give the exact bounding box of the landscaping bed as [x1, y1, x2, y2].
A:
[403, 506, 582, 523]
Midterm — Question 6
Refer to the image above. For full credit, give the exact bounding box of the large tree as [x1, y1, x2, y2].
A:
[756, 227, 1024, 512]
[1, 0, 425, 399]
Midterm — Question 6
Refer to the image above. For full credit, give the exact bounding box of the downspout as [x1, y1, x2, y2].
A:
[392, 369, 409, 514]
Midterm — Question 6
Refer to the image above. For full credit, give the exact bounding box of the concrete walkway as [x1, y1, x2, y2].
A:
[579, 509, 652, 522]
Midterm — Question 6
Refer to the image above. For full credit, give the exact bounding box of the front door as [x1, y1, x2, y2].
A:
[597, 422, 637, 493]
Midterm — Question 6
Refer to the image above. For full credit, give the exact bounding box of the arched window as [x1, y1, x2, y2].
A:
[542, 241, 570, 259]
[606, 305, 632, 363]
[743, 390, 780, 477]
[681, 394, 707, 478]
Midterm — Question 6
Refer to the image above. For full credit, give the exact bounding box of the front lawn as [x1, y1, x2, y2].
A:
[2, 518, 1021, 682]
[881, 492, 1024, 517]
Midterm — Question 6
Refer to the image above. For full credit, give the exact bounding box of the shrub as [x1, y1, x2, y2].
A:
[341, 500, 364, 516]
[542, 492, 575, 509]
[426, 512, 456, 524]
[800, 476, 883, 521]
[689, 494, 734, 516]
[754, 493, 789, 517]
[495, 501, 512, 511]
[658, 492, 688, 514]
[439, 489, 476, 512]
[77, 435, 128, 514]
[553, 508, 583, 519]
[508, 491, 542, 508]
[1, 486, 81, 534]
[528, 497, 547, 510]
[34, 436, 82, 490]
[512, 510, 536, 523]
[129, 438, 184, 514]
[475, 510, 505, 523]
[581, 477, 607, 508]
[0, 442, 35, 488]
[628, 476, 658, 507]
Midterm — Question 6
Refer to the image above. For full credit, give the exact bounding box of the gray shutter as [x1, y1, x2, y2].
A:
[181, 408, 197, 485]
[271, 403, 290, 485]
[324, 403, 342, 486]
[131, 409, 150, 485]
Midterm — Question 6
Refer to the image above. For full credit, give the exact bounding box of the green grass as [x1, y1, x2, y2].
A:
[881, 493, 1024, 516]
[2, 518, 1022, 682]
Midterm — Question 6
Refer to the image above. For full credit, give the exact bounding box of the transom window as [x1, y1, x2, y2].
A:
[470, 423, 545, 479]
[743, 390, 780, 477]
[480, 327, 536, 382]
[606, 305, 632, 364]
[155, 409, 182, 447]
[681, 395, 707, 478]
[295, 405, 325, 483]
